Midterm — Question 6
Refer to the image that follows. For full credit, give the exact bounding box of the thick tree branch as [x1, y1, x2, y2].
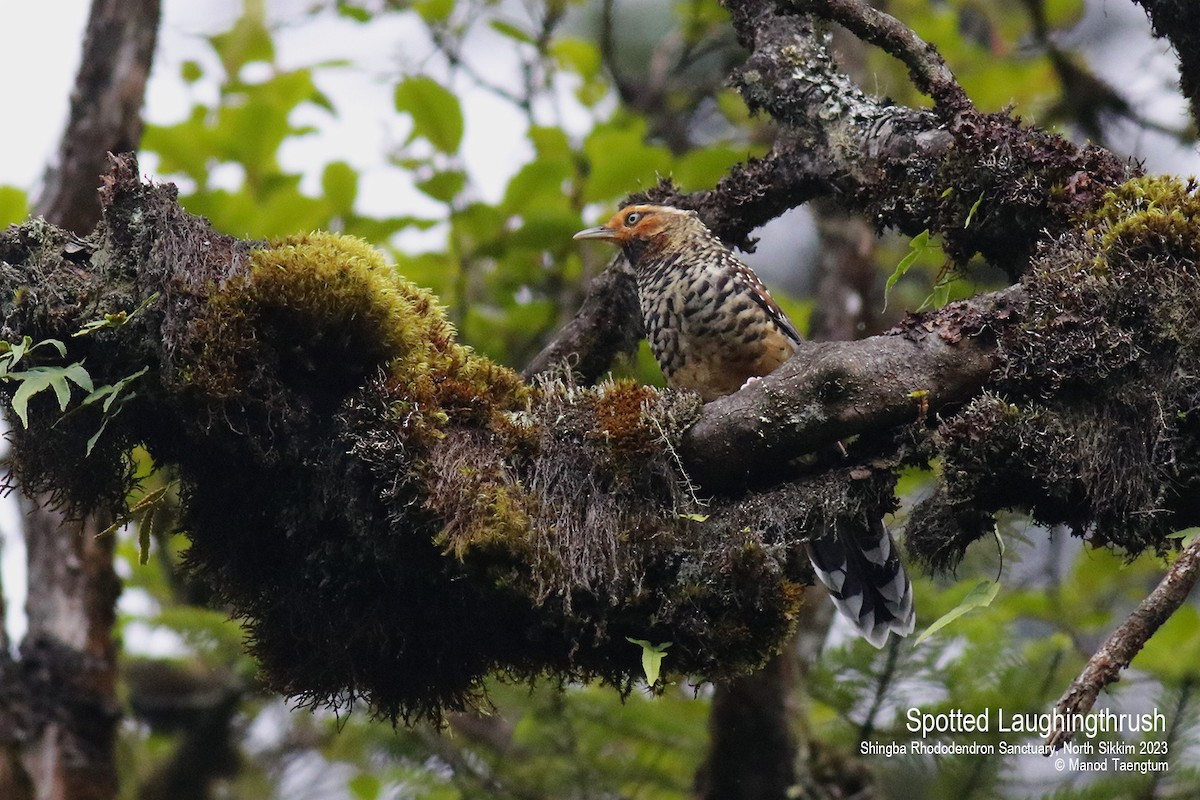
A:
[532, 0, 1130, 380]
[1046, 537, 1200, 750]
[521, 258, 641, 383]
[786, 0, 971, 114]
[678, 287, 1020, 487]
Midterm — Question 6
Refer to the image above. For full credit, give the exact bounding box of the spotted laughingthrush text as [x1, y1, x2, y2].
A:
[574, 204, 915, 647]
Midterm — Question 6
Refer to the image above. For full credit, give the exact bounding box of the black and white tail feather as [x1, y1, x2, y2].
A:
[807, 514, 915, 648]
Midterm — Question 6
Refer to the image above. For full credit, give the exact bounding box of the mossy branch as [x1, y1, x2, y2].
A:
[0, 155, 878, 722]
[6, 158, 1200, 726]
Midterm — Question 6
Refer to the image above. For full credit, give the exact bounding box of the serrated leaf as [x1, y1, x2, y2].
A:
[394, 76, 464, 154]
[913, 579, 1000, 646]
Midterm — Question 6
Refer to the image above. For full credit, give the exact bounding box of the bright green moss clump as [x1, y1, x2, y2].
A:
[1093, 175, 1200, 264]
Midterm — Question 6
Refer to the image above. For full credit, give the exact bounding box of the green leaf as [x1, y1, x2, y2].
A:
[626, 638, 672, 687]
[336, 2, 372, 23]
[416, 170, 467, 203]
[884, 230, 932, 312]
[491, 19, 535, 45]
[0, 185, 28, 227]
[322, 161, 359, 216]
[964, 192, 985, 228]
[678, 513, 709, 522]
[62, 363, 94, 394]
[673, 145, 748, 191]
[180, 60, 204, 83]
[502, 160, 571, 214]
[394, 76, 464, 154]
[10, 366, 77, 427]
[413, 0, 454, 24]
[208, 12, 275, 76]
[82, 366, 149, 414]
[913, 579, 1000, 646]
[1168, 527, 1200, 548]
[582, 121, 671, 203]
[551, 37, 600, 79]
[348, 774, 382, 800]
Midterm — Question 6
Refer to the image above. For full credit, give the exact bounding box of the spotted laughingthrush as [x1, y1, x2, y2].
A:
[574, 204, 915, 648]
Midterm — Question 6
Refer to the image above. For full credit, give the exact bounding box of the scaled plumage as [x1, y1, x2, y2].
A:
[575, 204, 915, 647]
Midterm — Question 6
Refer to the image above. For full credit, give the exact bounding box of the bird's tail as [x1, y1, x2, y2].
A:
[807, 514, 915, 649]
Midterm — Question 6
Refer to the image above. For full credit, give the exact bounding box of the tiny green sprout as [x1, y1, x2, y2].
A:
[73, 292, 160, 337]
[884, 229, 934, 312]
[964, 192, 985, 228]
[678, 512, 709, 523]
[626, 638, 672, 687]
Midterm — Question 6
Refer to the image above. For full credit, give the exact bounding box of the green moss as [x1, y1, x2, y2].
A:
[1093, 176, 1200, 265]
[910, 174, 1200, 566]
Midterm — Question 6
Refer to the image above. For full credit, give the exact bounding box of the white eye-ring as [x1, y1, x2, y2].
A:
[624, 211, 642, 226]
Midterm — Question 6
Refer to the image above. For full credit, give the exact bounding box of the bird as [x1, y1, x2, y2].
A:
[574, 204, 915, 648]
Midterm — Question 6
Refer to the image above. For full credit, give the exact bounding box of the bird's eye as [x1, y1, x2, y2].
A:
[624, 211, 642, 226]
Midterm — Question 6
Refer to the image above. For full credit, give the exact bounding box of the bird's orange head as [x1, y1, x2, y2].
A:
[573, 205, 704, 264]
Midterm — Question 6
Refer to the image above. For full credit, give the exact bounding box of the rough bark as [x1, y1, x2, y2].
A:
[696, 655, 802, 800]
[679, 289, 1016, 488]
[36, 0, 160, 236]
[18, 508, 120, 800]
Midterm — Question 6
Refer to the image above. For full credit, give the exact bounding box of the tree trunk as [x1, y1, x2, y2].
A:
[1, 0, 160, 797]
[19, 502, 120, 800]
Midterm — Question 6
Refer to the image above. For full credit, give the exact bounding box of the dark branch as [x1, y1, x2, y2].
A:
[35, 0, 161, 234]
[1046, 536, 1200, 750]
[785, 0, 972, 114]
[678, 287, 1020, 487]
[532, 1, 1129, 380]
[522, 259, 642, 382]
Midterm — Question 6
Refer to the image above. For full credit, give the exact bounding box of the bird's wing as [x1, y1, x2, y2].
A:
[728, 254, 805, 346]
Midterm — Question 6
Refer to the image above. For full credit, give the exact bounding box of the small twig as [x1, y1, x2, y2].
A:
[858, 635, 902, 743]
[784, 0, 973, 114]
[1045, 537, 1200, 750]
